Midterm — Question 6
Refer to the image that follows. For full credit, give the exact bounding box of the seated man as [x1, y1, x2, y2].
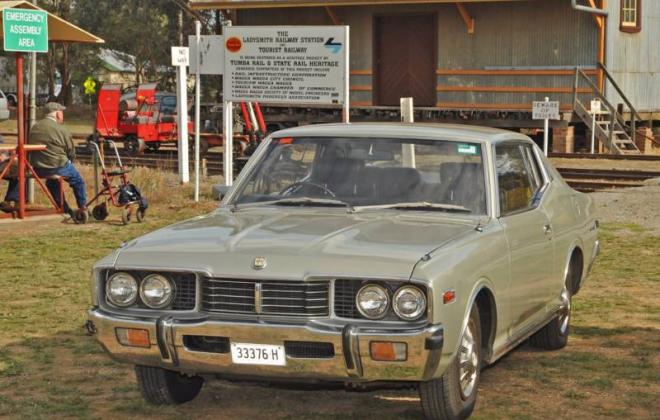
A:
[30, 102, 86, 217]
[0, 149, 20, 212]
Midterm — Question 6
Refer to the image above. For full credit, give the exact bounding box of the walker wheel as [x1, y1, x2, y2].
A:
[136, 207, 146, 223]
[73, 209, 89, 224]
[121, 207, 132, 225]
[92, 203, 109, 221]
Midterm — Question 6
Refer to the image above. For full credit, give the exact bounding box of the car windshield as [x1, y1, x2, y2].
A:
[231, 136, 487, 214]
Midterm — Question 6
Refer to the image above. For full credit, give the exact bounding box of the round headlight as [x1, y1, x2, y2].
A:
[393, 286, 427, 321]
[106, 272, 138, 307]
[355, 284, 390, 319]
[139, 274, 174, 309]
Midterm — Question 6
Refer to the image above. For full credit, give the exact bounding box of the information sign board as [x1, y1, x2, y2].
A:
[2, 8, 48, 53]
[189, 35, 224, 75]
[532, 100, 560, 120]
[223, 26, 348, 105]
[171, 47, 189, 67]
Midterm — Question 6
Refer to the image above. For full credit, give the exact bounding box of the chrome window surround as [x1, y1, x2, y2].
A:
[493, 140, 551, 218]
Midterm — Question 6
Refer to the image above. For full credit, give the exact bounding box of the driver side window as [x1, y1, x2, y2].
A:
[496, 143, 542, 215]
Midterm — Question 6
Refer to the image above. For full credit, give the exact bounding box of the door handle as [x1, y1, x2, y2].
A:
[543, 224, 553, 235]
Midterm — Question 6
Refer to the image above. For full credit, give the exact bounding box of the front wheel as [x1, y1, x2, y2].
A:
[419, 305, 481, 420]
[135, 365, 204, 405]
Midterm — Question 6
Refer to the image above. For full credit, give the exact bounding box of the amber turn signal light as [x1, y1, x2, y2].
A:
[115, 328, 151, 348]
[443, 290, 456, 304]
[370, 341, 407, 361]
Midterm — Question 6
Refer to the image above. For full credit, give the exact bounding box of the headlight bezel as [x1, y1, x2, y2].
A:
[139, 273, 175, 309]
[105, 271, 139, 308]
[355, 283, 391, 320]
[392, 285, 427, 321]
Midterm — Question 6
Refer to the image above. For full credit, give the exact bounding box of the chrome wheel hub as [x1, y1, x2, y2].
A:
[559, 287, 571, 335]
[458, 322, 478, 399]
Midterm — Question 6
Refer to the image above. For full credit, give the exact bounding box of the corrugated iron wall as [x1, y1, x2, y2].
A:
[605, 1, 660, 113]
[237, 0, 600, 109]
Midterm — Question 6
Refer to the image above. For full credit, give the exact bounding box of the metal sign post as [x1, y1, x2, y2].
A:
[3, 7, 48, 219]
[343, 26, 350, 123]
[171, 46, 190, 184]
[194, 21, 201, 201]
[532, 97, 560, 156]
[590, 99, 601, 154]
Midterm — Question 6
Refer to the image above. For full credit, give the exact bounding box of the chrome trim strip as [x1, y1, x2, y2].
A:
[254, 282, 263, 314]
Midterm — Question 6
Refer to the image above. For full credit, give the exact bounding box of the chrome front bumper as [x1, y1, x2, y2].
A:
[88, 308, 444, 382]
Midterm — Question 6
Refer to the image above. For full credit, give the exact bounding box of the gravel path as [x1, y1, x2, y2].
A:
[589, 179, 660, 231]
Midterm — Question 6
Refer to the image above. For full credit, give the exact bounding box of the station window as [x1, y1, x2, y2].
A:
[620, 0, 641, 33]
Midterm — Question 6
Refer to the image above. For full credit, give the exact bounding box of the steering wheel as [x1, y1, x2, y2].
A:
[279, 181, 336, 197]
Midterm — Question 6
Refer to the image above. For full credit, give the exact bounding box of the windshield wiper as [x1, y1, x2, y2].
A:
[238, 197, 354, 212]
[354, 202, 471, 213]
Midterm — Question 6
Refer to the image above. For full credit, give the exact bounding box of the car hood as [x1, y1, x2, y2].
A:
[113, 207, 479, 280]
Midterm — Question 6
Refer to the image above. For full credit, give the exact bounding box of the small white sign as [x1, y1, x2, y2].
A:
[171, 46, 189, 67]
[223, 26, 348, 105]
[231, 342, 286, 366]
[590, 99, 601, 113]
[532, 101, 560, 120]
[189, 35, 224, 75]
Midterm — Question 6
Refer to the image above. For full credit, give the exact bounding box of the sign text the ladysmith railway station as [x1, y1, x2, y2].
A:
[223, 26, 348, 105]
[2, 8, 49, 53]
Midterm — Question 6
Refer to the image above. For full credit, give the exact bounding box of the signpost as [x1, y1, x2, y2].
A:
[221, 25, 350, 185]
[590, 99, 601, 154]
[171, 46, 190, 184]
[532, 97, 560, 156]
[2, 7, 48, 219]
[189, 30, 224, 201]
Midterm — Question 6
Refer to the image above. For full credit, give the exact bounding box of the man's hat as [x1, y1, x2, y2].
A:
[43, 102, 66, 113]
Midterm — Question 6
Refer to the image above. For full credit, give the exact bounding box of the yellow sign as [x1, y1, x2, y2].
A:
[83, 77, 96, 95]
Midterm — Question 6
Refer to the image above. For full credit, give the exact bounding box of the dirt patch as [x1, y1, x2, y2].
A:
[590, 185, 660, 232]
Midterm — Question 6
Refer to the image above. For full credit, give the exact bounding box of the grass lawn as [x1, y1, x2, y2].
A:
[0, 170, 658, 419]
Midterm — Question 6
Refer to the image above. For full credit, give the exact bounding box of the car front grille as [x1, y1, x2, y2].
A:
[202, 278, 329, 317]
[172, 273, 197, 310]
[333, 279, 364, 319]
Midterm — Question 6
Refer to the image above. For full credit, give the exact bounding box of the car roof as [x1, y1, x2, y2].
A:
[272, 123, 533, 144]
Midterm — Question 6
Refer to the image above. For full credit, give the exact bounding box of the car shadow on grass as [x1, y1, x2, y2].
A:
[0, 328, 422, 420]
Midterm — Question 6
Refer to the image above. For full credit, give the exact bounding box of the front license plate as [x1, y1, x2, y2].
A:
[230, 343, 286, 366]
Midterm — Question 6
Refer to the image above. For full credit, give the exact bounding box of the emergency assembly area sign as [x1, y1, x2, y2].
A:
[223, 26, 348, 105]
[2, 8, 48, 53]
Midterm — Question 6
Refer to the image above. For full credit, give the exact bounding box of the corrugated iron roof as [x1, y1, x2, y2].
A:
[191, 0, 524, 10]
[0, 0, 103, 44]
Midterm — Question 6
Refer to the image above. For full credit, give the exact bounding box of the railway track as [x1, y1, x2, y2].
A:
[72, 146, 660, 193]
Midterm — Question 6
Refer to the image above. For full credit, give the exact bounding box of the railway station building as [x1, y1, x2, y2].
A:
[191, 0, 660, 155]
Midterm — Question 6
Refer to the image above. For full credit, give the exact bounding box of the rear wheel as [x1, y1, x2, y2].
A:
[92, 203, 109, 221]
[124, 136, 145, 156]
[135, 365, 204, 405]
[136, 207, 146, 223]
[529, 286, 571, 350]
[419, 305, 481, 420]
[121, 207, 132, 225]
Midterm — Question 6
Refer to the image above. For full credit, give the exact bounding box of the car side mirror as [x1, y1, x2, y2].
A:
[213, 185, 231, 201]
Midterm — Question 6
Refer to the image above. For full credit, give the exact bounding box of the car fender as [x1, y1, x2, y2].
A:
[432, 276, 497, 378]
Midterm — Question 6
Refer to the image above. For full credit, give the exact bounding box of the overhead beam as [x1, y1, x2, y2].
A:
[455, 3, 475, 34]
